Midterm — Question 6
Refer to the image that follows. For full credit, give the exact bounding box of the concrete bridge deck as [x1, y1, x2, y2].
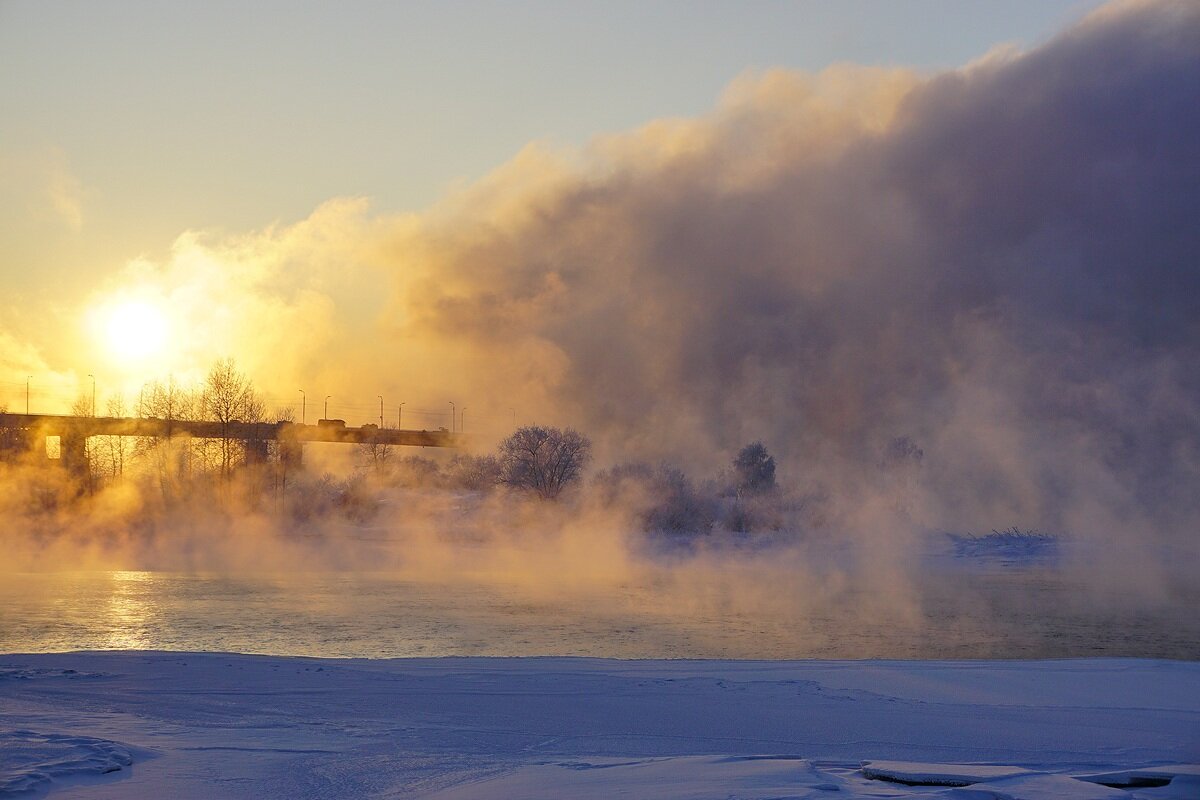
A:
[0, 413, 462, 449]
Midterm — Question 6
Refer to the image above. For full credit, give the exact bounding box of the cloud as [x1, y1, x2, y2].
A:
[78, 198, 386, 399]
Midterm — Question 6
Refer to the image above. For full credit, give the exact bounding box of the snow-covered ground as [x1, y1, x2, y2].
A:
[1, 653, 1196, 799]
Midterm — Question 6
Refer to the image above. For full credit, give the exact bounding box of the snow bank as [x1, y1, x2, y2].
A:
[862, 761, 1035, 785]
[423, 756, 843, 799]
[0, 731, 138, 796]
[945, 773, 1128, 799]
[859, 762, 1200, 799]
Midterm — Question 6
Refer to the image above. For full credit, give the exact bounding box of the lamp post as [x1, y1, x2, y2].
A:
[378, 396, 384, 428]
[448, 401, 455, 433]
[461, 407, 466, 433]
[324, 395, 331, 420]
[26, 376, 31, 415]
[511, 408, 516, 428]
[397, 402, 405, 429]
[88, 374, 96, 417]
[298, 390, 306, 425]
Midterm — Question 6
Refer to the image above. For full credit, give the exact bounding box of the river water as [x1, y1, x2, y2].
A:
[3, 568, 1197, 660]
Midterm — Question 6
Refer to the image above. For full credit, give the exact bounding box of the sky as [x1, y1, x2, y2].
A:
[1, 0, 1104, 414]
[3, 0, 1199, 552]
[4, 2, 1101, 245]
[2, 1, 1100, 319]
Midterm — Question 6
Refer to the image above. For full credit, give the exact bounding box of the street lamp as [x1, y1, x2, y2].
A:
[324, 395, 331, 420]
[87, 374, 96, 416]
[511, 408, 516, 428]
[26, 376, 31, 415]
[448, 401, 455, 433]
[298, 390, 306, 424]
[397, 402, 405, 429]
[378, 396, 384, 428]
[461, 407, 466, 433]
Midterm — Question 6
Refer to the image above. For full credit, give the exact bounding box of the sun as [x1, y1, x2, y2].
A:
[100, 299, 170, 363]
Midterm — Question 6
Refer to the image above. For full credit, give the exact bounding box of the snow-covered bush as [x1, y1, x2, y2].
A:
[949, 527, 1060, 562]
[594, 462, 717, 535]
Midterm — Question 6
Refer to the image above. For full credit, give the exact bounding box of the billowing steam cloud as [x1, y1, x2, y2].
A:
[1, 1, 1197, 658]
[383, 0, 1200, 545]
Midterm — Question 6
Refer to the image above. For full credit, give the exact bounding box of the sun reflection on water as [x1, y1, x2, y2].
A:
[100, 571, 161, 650]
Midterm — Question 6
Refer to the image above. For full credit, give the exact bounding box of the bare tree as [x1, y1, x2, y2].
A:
[356, 428, 393, 473]
[96, 395, 130, 483]
[446, 453, 502, 491]
[139, 376, 195, 425]
[268, 405, 299, 502]
[393, 455, 442, 488]
[70, 395, 90, 417]
[137, 376, 197, 498]
[70, 394, 96, 492]
[201, 358, 265, 479]
[498, 425, 591, 500]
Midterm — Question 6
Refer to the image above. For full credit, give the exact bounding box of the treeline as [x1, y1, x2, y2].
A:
[347, 428, 814, 536]
[3, 360, 920, 538]
[123, 360, 277, 500]
[1, 359, 286, 508]
[326, 425, 594, 521]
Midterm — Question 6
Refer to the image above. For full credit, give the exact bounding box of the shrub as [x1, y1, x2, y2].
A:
[594, 462, 716, 534]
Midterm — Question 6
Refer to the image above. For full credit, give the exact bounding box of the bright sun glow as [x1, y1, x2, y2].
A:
[102, 299, 170, 362]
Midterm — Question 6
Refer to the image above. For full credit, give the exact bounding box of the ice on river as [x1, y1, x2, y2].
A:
[0, 653, 1196, 798]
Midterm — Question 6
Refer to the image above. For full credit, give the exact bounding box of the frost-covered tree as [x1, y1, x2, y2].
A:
[498, 426, 591, 500]
[881, 435, 924, 469]
[446, 454, 502, 491]
[594, 461, 716, 534]
[733, 441, 776, 496]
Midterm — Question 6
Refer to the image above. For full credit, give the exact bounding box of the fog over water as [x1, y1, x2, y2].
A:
[2, 1, 1199, 660]
[4, 566, 1198, 660]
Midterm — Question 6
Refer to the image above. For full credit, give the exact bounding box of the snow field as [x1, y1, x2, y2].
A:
[0, 653, 1196, 798]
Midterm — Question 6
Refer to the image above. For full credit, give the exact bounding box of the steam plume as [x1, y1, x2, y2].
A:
[383, 0, 1200, 545]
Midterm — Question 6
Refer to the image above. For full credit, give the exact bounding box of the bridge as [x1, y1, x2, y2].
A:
[0, 412, 462, 474]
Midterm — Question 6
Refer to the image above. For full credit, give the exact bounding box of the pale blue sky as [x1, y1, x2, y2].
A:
[2, 0, 1103, 294]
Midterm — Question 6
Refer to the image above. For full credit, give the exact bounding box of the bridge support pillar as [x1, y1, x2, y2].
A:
[60, 432, 90, 478]
[244, 438, 269, 465]
[280, 439, 303, 469]
[19, 429, 46, 463]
